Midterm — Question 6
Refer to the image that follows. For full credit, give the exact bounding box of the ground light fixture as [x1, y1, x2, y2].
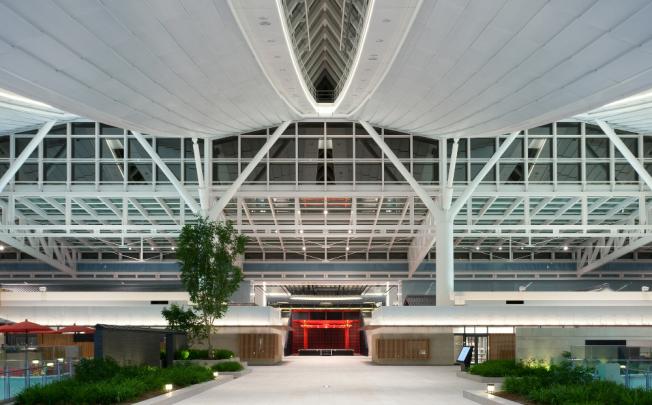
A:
[164, 384, 173, 392]
[486, 383, 495, 394]
[213, 371, 219, 378]
[643, 286, 650, 292]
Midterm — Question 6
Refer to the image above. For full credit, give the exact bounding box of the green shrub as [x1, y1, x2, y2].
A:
[212, 349, 235, 360]
[211, 361, 244, 372]
[468, 360, 528, 377]
[74, 358, 121, 383]
[15, 363, 213, 404]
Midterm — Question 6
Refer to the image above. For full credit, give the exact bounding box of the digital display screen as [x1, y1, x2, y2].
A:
[457, 346, 472, 362]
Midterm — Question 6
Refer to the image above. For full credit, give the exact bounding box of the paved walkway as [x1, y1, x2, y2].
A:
[176, 356, 483, 405]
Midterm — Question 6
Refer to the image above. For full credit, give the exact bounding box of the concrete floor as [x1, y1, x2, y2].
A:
[176, 356, 484, 404]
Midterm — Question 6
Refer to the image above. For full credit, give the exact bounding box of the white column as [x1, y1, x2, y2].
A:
[435, 208, 454, 306]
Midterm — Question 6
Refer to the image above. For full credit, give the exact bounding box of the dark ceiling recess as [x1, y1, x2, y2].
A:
[281, 0, 370, 103]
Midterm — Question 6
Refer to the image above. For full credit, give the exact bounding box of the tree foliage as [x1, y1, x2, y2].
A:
[173, 217, 246, 355]
[161, 303, 201, 341]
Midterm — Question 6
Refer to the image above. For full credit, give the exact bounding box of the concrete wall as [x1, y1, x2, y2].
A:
[366, 326, 455, 365]
[516, 327, 652, 363]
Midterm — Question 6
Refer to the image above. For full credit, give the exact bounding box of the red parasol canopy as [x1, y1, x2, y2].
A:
[0, 319, 54, 334]
[57, 325, 95, 334]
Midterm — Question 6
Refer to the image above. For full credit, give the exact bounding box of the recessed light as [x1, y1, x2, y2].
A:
[382, 18, 391, 23]
[0, 245, 4, 251]
[259, 21, 271, 26]
[267, 39, 276, 43]
[302, 246, 306, 251]
[348, 229, 352, 234]
[299, 229, 304, 234]
[475, 246, 480, 250]
[324, 209, 328, 215]
[296, 209, 301, 214]
[171, 247, 175, 251]
[258, 16, 268, 20]
[376, 39, 384, 43]
[150, 247, 155, 251]
[274, 55, 280, 59]
[563, 245, 569, 251]
[346, 246, 350, 251]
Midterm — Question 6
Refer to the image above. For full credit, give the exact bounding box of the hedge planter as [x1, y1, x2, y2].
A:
[173, 358, 247, 368]
[456, 371, 505, 384]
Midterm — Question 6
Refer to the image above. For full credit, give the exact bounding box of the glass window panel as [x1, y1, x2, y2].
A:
[413, 163, 438, 184]
[384, 165, 403, 183]
[556, 122, 580, 135]
[156, 139, 181, 159]
[100, 124, 123, 135]
[355, 138, 381, 159]
[585, 124, 604, 135]
[615, 163, 637, 182]
[332, 138, 352, 159]
[44, 138, 67, 158]
[71, 122, 95, 135]
[212, 137, 238, 159]
[326, 123, 352, 135]
[156, 164, 180, 183]
[298, 139, 319, 158]
[298, 163, 319, 183]
[185, 163, 198, 183]
[128, 139, 149, 159]
[354, 123, 368, 135]
[453, 164, 467, 183]
[528, 138, 551, 159]
[0, 163, 7, 177]
[241, 138, 266, 159]
[72, 163, 95, 182]
[282, 123, 295, 135]
[502, 138, 523, 159]
[244, 163, 266, 183]
[100, 163, 123, 182]
[72, 138, 94, 159]
[334, 163, 353, 182]
[586, 163, 609, 182]
[557, 138, 580, 158]
[355, 163, 381, 182]
[614, 138, 638, 159]
[386, 138, 410, 159]
[100, 138, 124, 159]
[212, 163, 238, 184]
[15, 138, 37, 159]
[183, 138, 203, 158]
[298, 122, 323, 135]
[0, 136, 9, 158]
[270, 138, 295, 159]
[16, 163, 38, 182]
[471, 164, 495, 182]
[586, 138, 609, 159]
[448, 138, 467, 158]
[644, 138, 652, 158]
[500, 163, 525, 183]
[557, 163, 580, 182]
[43, 163, 66, 182]
[471, 138, 495, 159]
[413, 136, 438, 158]
[528, 163, 551, 182]
[269, 163, 295, 182]
[529, 124, 552, 135]
[49, 124, 67, 135]
[128, 163, 152, 183]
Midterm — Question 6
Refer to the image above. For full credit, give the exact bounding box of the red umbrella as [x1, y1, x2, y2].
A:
[0, 320, 53, 334]
[57, 324, 94, 334]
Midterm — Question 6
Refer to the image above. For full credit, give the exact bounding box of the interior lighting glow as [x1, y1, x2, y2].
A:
[563, 245, 569, 251]
[290, 295, 363, 301]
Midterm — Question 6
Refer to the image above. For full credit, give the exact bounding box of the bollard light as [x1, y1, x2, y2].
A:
[213, 371, 219, 379]
[164, 384, 173, 392]
[31, 360, 40, 365]
[486, 383, 495, 394]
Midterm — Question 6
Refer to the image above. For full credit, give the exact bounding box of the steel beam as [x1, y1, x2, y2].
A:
[131, 131, 201, 215]
[208, 121, 292, 219]
[450, 131, 521, 217]
[597, 119, 652, 191]
[0, 120, 55, 193]
[360, 121, 438, 214]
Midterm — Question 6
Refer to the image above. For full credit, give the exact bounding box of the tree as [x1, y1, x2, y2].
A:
[175, 217, 246, 356]
[161, 303, 201, 342]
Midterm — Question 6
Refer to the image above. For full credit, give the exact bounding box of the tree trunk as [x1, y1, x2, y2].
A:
[206, 321, 213, 358]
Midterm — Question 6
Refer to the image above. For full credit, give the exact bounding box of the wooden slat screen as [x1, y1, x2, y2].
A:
[376, 338, 430, 360]
[239, 334, 279, 360]
[37, 334, 94, 358]
[488, 334, 516, 360]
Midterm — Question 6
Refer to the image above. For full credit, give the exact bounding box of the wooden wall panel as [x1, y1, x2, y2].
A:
[376, 338, 429, 360]
[239, 334, 279, 360]
[37, 334, 94, 358]
[488, 334, 515, 360]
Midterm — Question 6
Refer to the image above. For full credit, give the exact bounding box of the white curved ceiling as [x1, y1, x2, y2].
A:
[0, 0, 297, 137]
[2, 1, 652, 138]
[352, 0, 652, 137]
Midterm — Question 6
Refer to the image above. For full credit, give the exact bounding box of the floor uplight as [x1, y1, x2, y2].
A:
[486, 383, 495, 394]
[165, 384, 173, 392]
